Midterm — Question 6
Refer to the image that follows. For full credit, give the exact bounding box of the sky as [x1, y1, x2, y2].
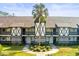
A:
[0, 3, 79, 17]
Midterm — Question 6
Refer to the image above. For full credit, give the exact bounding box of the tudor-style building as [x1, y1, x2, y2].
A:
[0, 16, 79, 45]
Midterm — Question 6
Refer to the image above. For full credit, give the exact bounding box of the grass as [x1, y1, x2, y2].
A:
[52, 45, 79, 56]
[0, 44, 36, 56]
[2, 51, 35, 56]
[1, 44, 79, 56]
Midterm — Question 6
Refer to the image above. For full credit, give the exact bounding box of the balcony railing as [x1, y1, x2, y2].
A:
[45, 32, 59, 35]
[23, 32, 35, 35]
[28, 32, 35, 35]
[0, 41, 11, 44]
[45, 32, 52, 35]
[53, 32, 58, 35]
[0, 32, 11, 35]
[69, 32, 77, 35]
[0, 31, 79, 36]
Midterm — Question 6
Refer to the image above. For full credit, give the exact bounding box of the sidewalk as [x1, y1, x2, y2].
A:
[22, 45, 59, 56]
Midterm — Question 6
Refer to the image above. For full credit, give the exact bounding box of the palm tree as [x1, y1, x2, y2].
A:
[0, 11, 9, 16]
[0, 11, 13, 16]
[32, 3, 48, 23]
[32, 3, 48, 45]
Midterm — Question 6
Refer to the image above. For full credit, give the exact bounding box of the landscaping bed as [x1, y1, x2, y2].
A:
[29, 42, 52, 52]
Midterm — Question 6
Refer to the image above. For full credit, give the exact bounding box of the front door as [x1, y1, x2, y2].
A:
[53, 37, 56, 45]
[22, 37, 26, 45]
[77, 37, 79, 44]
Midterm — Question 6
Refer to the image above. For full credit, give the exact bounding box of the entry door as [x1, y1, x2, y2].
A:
[53, 37, 56, 45]
[77, 37, 79, 43]
[22, 37, 26, 44]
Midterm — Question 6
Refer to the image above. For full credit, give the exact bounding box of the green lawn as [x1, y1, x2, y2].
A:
[2, 51, 36, 56]
[0, 44, 36, 56]
[1, 44, 79, 56]
[52, 45, 79, 56]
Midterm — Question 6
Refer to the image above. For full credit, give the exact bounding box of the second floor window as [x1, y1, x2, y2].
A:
[70, 28, 77, 32]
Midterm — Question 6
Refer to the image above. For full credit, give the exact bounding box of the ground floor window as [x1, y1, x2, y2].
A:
[0, 37, 11, 41]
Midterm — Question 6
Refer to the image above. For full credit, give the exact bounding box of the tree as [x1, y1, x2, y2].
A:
[32, 3, 48, 45]
[32, 3, 48, 23]
[0, 11, 11, 16]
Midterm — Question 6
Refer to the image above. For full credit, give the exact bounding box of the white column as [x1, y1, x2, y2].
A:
[40, 23, 45, 36]
[35, 23, 40, 36]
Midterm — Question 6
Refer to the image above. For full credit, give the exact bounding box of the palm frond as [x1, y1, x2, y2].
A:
[32, 3, 48, 23]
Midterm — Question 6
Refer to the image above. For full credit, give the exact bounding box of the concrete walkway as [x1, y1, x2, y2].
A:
[22, 45, 59, 56]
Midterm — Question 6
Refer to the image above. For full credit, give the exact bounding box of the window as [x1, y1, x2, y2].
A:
[31, 28, 34, 32]
[3, 28, 10, 32]
[25, 28, 28, 32]
[6, 28, 10, 32]
[46, 28, 52, 35]
[70, 28, 77, 32]
[46, 28, 53, 33]
[25, 28, 29, 35]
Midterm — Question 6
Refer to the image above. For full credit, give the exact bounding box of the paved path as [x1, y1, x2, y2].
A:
[22, 45, 59, 56]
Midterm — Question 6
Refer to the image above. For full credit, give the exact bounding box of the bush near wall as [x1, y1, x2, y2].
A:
[29, 42, 51, 52]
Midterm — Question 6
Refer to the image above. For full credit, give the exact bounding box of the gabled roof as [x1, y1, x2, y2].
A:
[0, 16, 79, 28]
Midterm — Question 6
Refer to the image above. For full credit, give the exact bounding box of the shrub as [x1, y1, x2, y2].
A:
[46, 46, 51, 51]
[76, 52, 79, 56]
[29, 43, 51, 52]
